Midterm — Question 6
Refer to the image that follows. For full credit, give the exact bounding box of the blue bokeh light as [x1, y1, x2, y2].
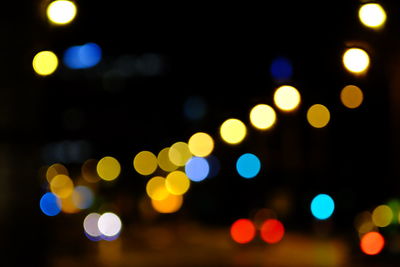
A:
[236, 153, 261, 179]
[310, 194, 335, 220]
[40, 192, 61, 216]
[73, 186, 94, 209]
[270, 57, 293, 81]
[185, 157, 210, 182]
[63, 42, 102, 69]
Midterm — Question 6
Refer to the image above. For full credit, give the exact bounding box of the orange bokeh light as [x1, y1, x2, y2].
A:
[230, 219, 256, 244]
[360, 232, 385, 255]
[260, 219, 285, 244]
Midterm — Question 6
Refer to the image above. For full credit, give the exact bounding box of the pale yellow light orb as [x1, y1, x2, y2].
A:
[220, 118, 247, 145]
[249, 104, 276, 130]
[342, 48, 370, 74]
[47, 0, 77, 25]
[359, 3, 386, 29]
[273, 85, 301, 112]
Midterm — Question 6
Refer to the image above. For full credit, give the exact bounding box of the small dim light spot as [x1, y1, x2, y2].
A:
[47, 0, 77, 25]
[84, 213, 102, 239]
[355, 211, 375, 234]
[81, 159, 101, 183]
[230, 219, 256, 244]
[72, 186, 94, 209]
[359, 3, 386, 29]
[97, 156, 121, 181]
[40, 192, 61, 216]
[157, 148, 178, 172]
[307, 104, 330, 128]
[50, 174, 74, 199]
[343, 48, 370, 74]
[32, 51, 58, 76]
[360, 232, 385, 255]
[273, 85, 301, 112]
[340, 85, 364, 109]
[270, 57, 293, 81]
[220, 118, 247, 145]
[46, 163, 69, 183]
[372, 205, 393, 228]
[188, 132, 214, 157]
[183, 96, 207, 120]
[146, 176, 169, 200]
[260, 219, 285, 244]
[249, 104, 276, 130]
[151, 194, 183, 214]
[311, 194, 335, 220]
[98, 212, 122, 237]
[169, 142, 192, 166]
[61, 194, 80, 214]
[185, 157, 210, 182]
[133, 151, 158, 176]
[165, 171, 190, 195]
[236, 153, 261, 179]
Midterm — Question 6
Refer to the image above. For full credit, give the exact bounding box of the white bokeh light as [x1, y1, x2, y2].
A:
[97, 212, 122, 237]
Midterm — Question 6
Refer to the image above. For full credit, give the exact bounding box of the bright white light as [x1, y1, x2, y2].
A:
[98, 212, 122, 237]
[83, 213, 101, 237]
[47, 0, 77, 25]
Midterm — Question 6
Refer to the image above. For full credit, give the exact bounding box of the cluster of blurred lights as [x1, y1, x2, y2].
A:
[84, 212, 122, 241]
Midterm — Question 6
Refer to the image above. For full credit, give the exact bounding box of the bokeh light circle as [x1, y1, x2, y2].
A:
[98, 212, 122, 237]
[372, 205, 393, 228]
[340, 85, 363, 109]
[83, 212, 102, 238]
[188, 132, 214, 157]
[273, 85, 301, 112]
[249, 104, 276, 130]
[236, 153, 261, 179]
[270, 57, 293, 81]
[146, 176, 169, 200]
[47, 0, 77, 25]
[151, 194, 183, 214]
[185, 157, 210, 182]
[230, 219, 256, 244]
[360, 232, 385, 255]
[40, 192, 61, 216]
[157, 148, 178, 172]
[310, 194, 335, 220]
[133, 151, 158, 175]
[165, 171, 190, 195]
[260, 219, 285, 244]
[306, 104, 330, 128]
[169, 142, 192, 166]
[359, 3, 386, 29]
[343, 48, 370, 74]
[220, 118, 247, 145]
[32, 51, 58, 76]
[50, 174, 74, 199]
[97, 156, 121, 181]
[72, 186, 94, 209]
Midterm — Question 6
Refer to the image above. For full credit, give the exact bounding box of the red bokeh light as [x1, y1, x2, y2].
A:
[360, 232, 385, 255]
[230, 218, 256, 244]
[260, 219, 285, 244]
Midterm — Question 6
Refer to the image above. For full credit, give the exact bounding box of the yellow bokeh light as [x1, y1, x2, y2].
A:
[165, 171, 190, 195]
[188, 132, 214, 157]
[157, 148, 178, 172]
[133, 151, 158, 175]
[220, 118, 247, 145]
[359, 3, 386, 29]
[32, 51, 58, 76]
[50, 174, 74, 199]
[61, 194, 80, 214]
[47, 0, 77, 25]
[273, 85, 301, 112]
[249, 104, 277, 130]
[146, 176, 169, 201]
[306, 104, 330, 128]
[372, 205, 393, 228]
[354, 211, 375, 234]
[340, 85, 363, 109]
[151, 194, 183, 214]
[342, 48, 370, 74]
[46, 163, 69, 183]
[168, 142, 192, 166]
[97, 156, 121, 181]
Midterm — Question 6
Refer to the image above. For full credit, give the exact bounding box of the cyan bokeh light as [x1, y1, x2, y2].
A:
[310, 194, 335, 220]
[236, 153, 261, 179]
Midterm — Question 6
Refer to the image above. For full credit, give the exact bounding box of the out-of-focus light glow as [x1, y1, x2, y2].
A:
[359, 3, 386, 29]
[97, 156, 121, 181]
[206, 155, 220, 178]
[387, 199, 400, 224]
[249, 104, 276, 130]
[253, 208, 277, 229]
[168, 142, 192, 166]
[165, 171, 190, 195]
[236, 153, 261, 179]
[46, 163, 69, 183]
[50, 174, 74, 198]
[311, 194, 335, 220]
[360, 232, 385, 255]
[133, 151, 158, 175]
[260, 219, 285, 244]
[84, 213, 102, 239]
[273, 85, 301, 112]
[372, 205, 393, 228]
[306, 104, 330, 128]
[220, 118, 247, 145]
[185, 157, 210, 182]
[340, 85, 363, 109]
[151, 194, 183, 213]
[146, 176, 169, 200]
[230, 219, 256, 244]
[354, 211, 375, 234]
[183, 96, 207, 120]
[157, 148, 178, 172]
[61, 194, 80, 214]
[82, 159, 101, 183]
[188, 132, 214, 157]
[98, 212, 122, 237]
[47, 0, 77, 25]
[40, 192, 61, 216]
[342, 48, 370, 74]
[270, 57, 293, 81]
[63, 43, 102, 69]
[32, 51, 58, 76]
[72, 186, 94, 209]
